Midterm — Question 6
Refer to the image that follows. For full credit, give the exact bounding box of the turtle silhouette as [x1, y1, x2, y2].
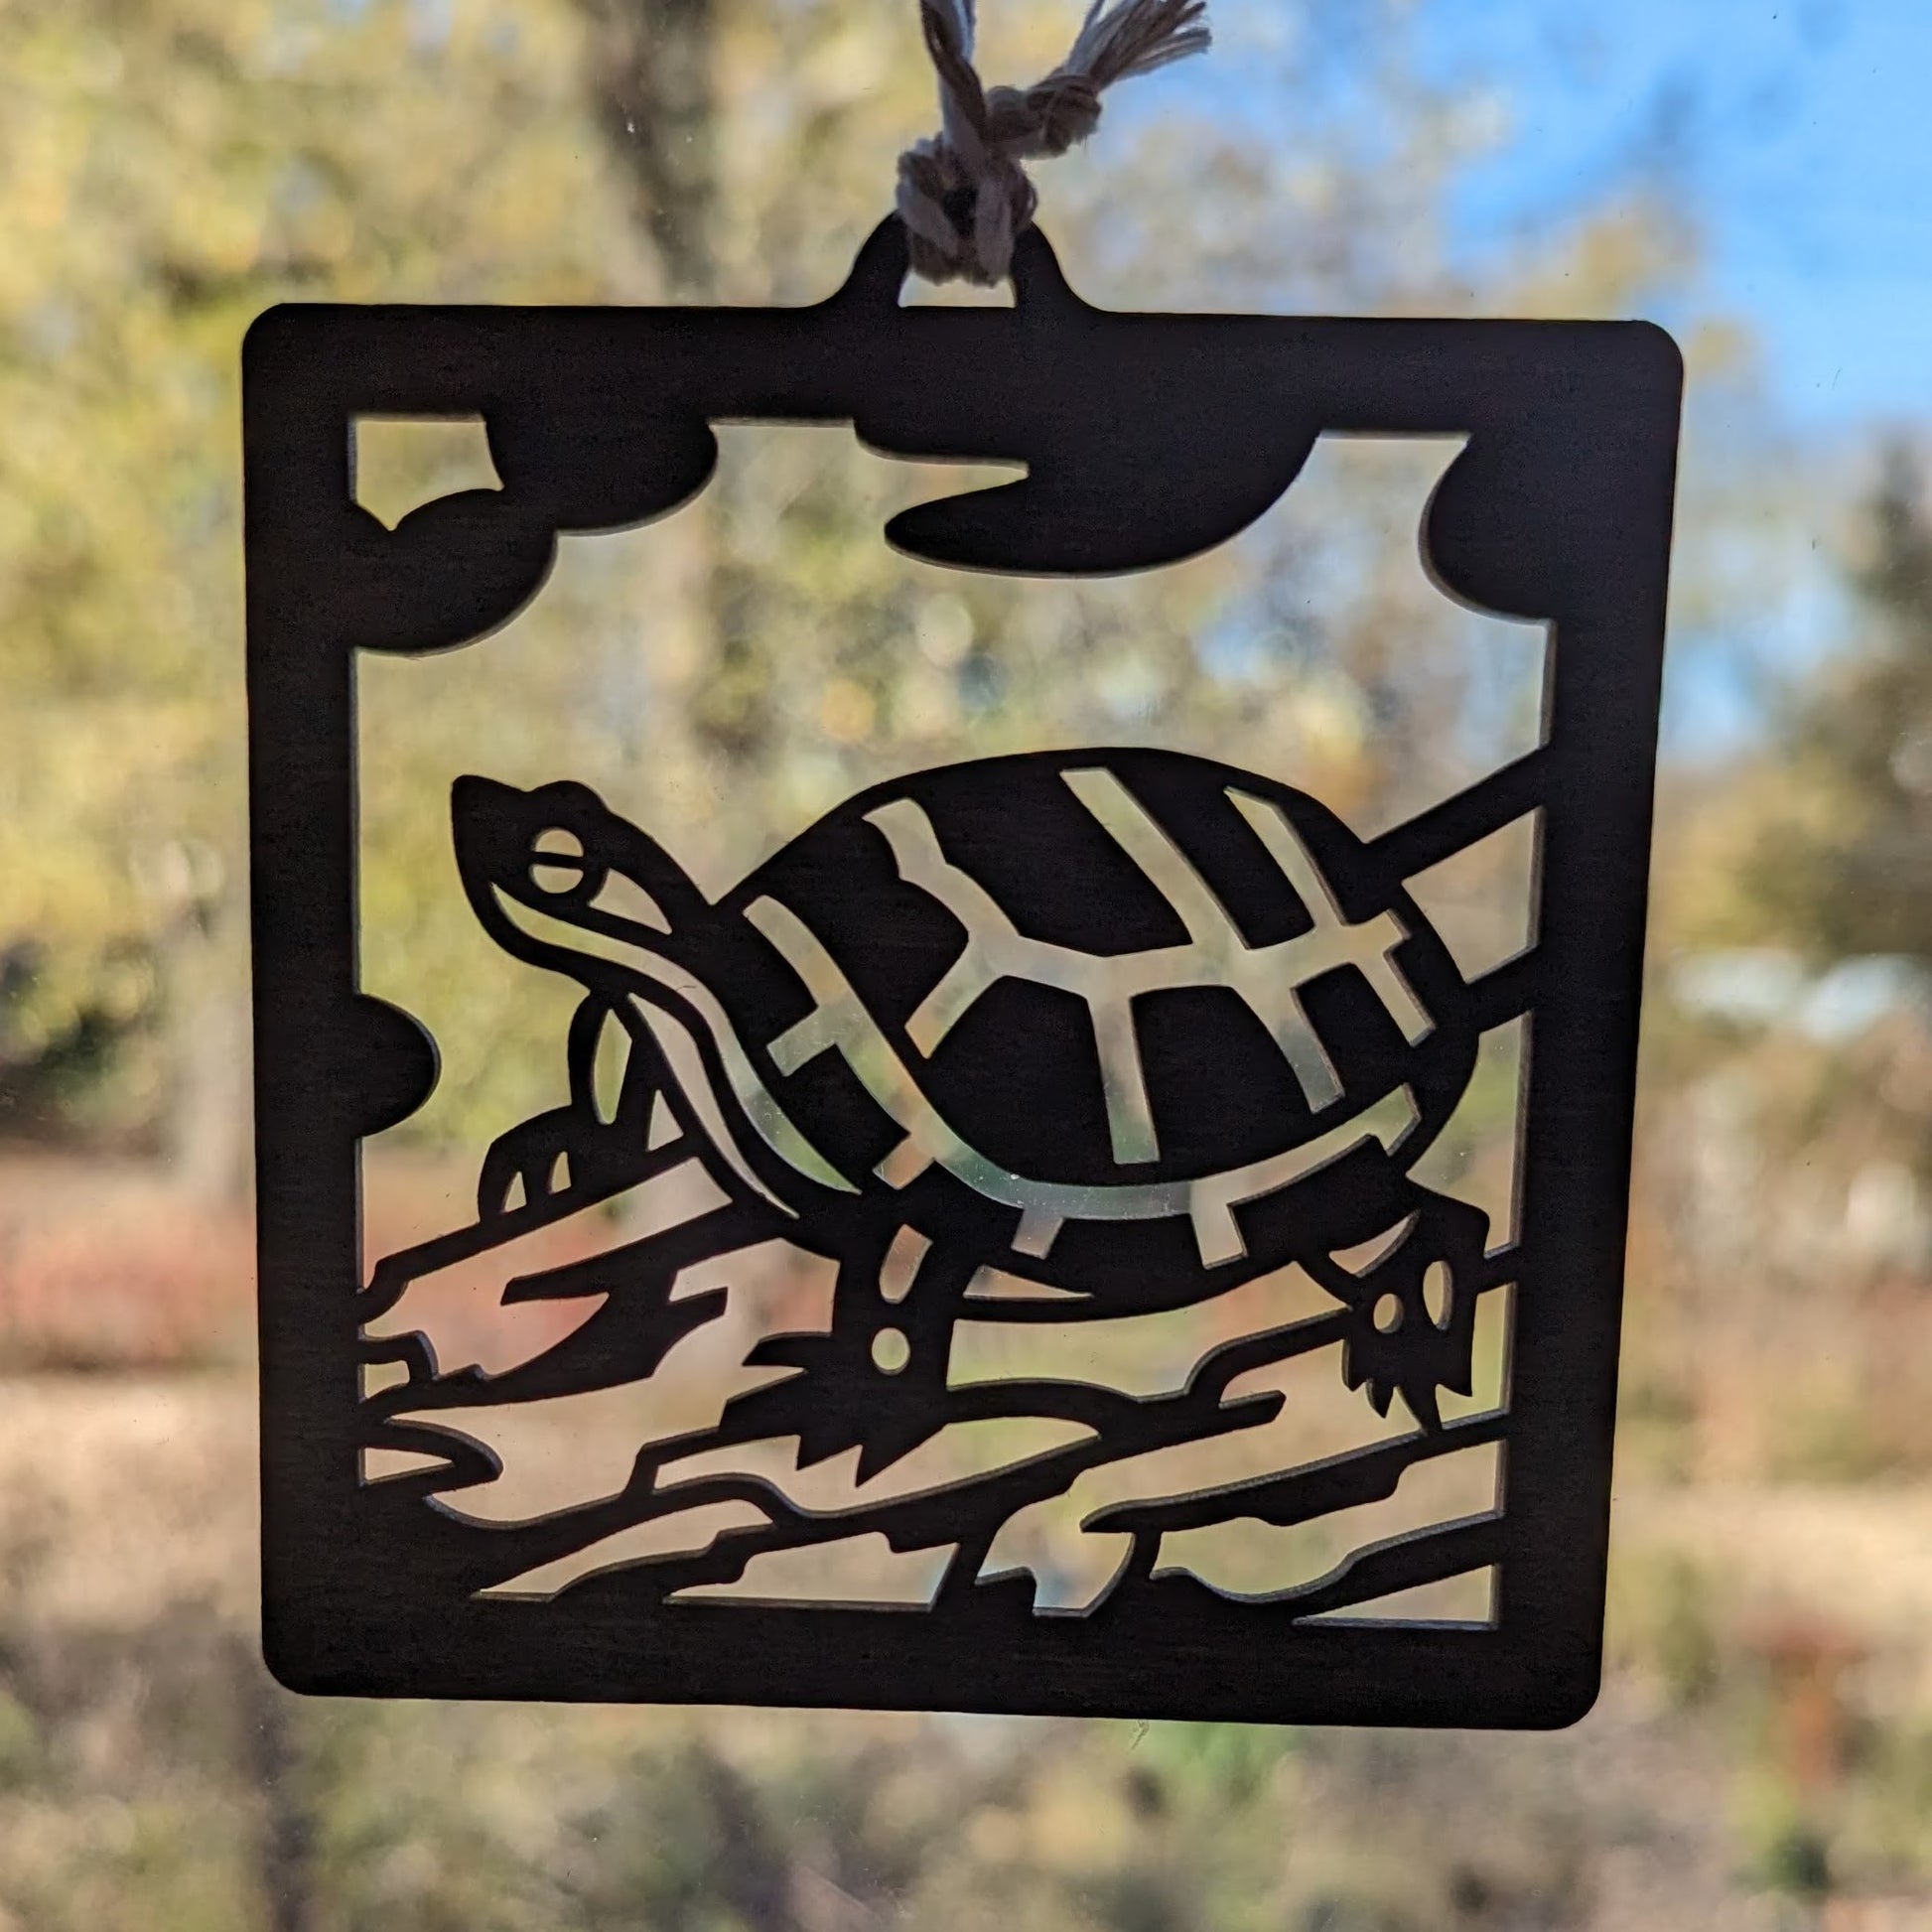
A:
[450, 750, 1495, 1474]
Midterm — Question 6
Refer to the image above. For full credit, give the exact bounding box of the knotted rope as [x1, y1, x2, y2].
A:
[896, 0, 1211, 287]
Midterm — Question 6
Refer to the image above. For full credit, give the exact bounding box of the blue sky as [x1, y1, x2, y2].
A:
[1415, 0, 1932, 432]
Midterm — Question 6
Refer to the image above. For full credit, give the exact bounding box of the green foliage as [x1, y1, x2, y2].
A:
[1134, 1719, 1303, 1807]
[1606, 1550, 1721, 1711]
[1737, 452, 1932, 962]
[1734, 1771, 1834, 1903]
[0, 0, 649, 1132]
[281, 1699, 1311, 1932]
[0, 0, 1695, 1153]
[0, 1687, 42, 1791]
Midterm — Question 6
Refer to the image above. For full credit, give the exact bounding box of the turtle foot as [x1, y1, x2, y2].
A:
[738, 1329, 949, 1480]
[478, 1106, 591, 1219]
[478, 1104, 666, 1221]
[1330, 1192, 1492, 1434]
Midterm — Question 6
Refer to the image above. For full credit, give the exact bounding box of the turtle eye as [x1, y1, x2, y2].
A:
[527, 826, 589, 897]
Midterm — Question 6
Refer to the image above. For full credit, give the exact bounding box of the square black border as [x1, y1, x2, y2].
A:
[245, 234, 1681, 1725]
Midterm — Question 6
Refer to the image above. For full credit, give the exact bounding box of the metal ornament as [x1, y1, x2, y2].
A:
[245, 220, 1682, 1725]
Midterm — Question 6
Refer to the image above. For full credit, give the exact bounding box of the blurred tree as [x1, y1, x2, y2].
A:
[1732, 451, 1932, 962]
[0, 0, 1697, 1160]
[358, 0, 1698, 1145]
[0, 0, 652, 1182]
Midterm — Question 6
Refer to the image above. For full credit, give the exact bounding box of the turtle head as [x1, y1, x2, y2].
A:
[452, 775, 858, 1211]
[451, 775, 712, 990]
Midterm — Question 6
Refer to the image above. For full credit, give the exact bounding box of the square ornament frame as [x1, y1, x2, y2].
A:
[245, 221, 1682, 1725]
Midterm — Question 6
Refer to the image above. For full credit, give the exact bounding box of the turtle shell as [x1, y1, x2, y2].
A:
[718, 749, 1480, 1253]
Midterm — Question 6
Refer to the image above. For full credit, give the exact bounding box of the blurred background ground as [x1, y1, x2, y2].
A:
[10, 0, 1932, 1924]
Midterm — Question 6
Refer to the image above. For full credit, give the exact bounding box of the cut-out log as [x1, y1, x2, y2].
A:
[1087, 1409, 1508, 1540]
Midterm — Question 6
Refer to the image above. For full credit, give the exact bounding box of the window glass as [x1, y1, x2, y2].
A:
[4, 0, 1930, 1922]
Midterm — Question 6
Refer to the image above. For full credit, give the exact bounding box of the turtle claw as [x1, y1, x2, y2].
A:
[1400, 1377, 1444, 1434]
[478, 1100, 671, 1222]
[478, 1107, 581, 1220]
[1353, 1370, 1443, 1433]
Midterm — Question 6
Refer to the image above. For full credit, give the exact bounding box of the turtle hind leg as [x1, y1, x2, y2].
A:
[739, 1228, 974, 1481]
[1311, 1187, 1496, 1433]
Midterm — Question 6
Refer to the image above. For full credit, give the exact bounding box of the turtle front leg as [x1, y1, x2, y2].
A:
[478, 1102, 590, 1219]
[478, 996, 676, 1221]
[740, 1223, 975, 1481]
[1309, 1182, 1496, 1432]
